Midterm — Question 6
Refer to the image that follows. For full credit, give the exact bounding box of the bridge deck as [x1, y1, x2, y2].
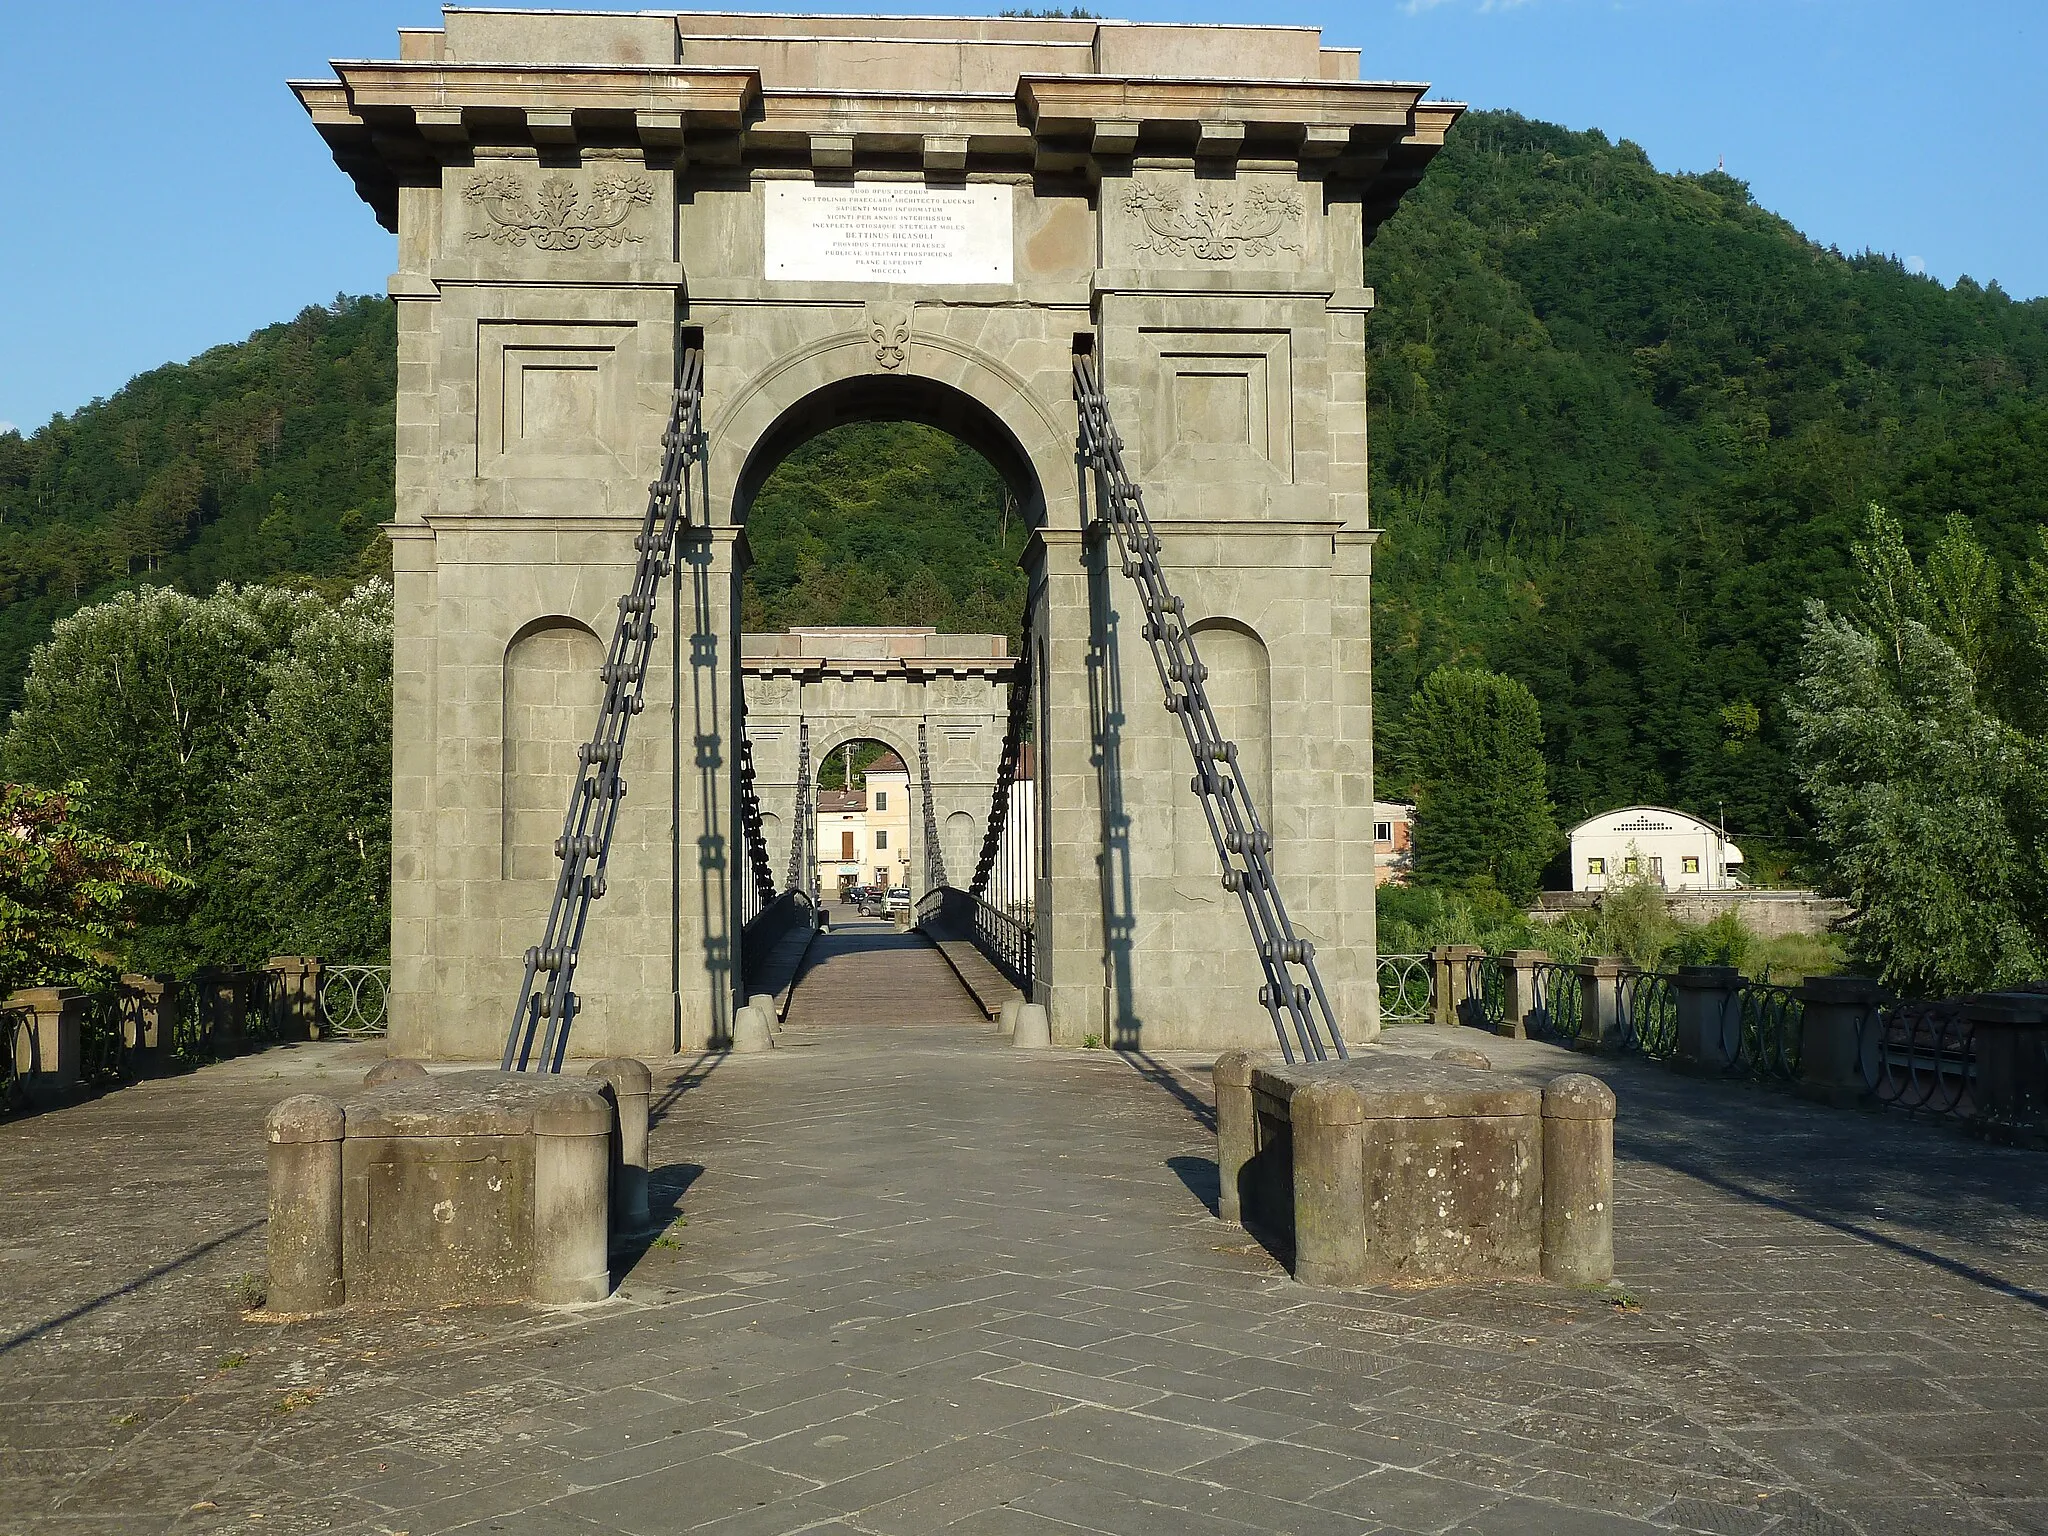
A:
[2, 934, 2045, 1533]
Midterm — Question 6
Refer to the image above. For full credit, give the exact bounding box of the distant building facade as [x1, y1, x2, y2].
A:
[1568, 806, 1744, 893]
[1373, 801, 1414, 887]
[814, 751, 912, 895]
[864, 754, 911, 890]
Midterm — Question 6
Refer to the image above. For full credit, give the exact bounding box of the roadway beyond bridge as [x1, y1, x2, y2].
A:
[3, 917, 2046, 1534]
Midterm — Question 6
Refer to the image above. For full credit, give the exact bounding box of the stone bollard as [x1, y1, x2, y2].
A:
[363, 1058, 430, 1086]
[118, 975, 178, 1065]
[1010, 1004, 1051, 1049]
[532, 1087, 614, 1304]
[5, 987, 85, 1103]
[264, 957, 325, 1040]
[996, 996, 1022, 1036]
[1499, 951, 1549, 1040]
[1574, 958, 1627, 1050]
[265, 1094, 345, 1313]
[1212, 1051, 1256, 1224]
[1674, 965, 1742, 1070]
[587, 1057, 653, 1232]
[1963, 993, 2048, 1126]
[730, 1005, 774, 1053]
[1795, 976, 1885, 1107]
[1290, 1078, 1367, 1288]
[1540, 1074, 1615, 1285]
[748, 992, 779, 1034]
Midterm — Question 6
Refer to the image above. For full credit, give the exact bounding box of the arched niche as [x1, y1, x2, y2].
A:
[1176, 618, 1272, 875]
[502, 616, 604, 880]
[943, 809, 978, 885]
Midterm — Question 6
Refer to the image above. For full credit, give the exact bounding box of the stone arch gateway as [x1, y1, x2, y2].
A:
[295, 8, 1460, 1058]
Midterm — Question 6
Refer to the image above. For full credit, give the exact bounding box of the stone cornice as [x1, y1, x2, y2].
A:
[294, 54, 1462, 238]
[1017, 75, 1433, 138]
[290, 63, 764, 229]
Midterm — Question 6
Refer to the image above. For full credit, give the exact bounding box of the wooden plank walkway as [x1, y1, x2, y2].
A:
[780, 910, 993, 1031]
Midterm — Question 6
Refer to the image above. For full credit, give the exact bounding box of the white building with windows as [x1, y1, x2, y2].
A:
[1568, 806, 1744, 893]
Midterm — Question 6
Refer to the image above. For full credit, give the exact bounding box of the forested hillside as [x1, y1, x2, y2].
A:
[1362, 112, 2048, 871]
[4, 109, 2045, 874]
[0, 296, 394, 709]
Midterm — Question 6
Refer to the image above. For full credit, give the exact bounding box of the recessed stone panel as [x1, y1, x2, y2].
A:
[477, 322, 636, 480]
[1143, 330, 1293, 481]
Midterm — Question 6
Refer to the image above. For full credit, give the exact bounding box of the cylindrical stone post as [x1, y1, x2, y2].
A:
[1796, 976, 1885, 1106]
[1541, 1073, 1615, 1285]
[587, 1056, 654, 1232]
[1010, 1003, 1051, 1049]
[1212, 1051, 1255, 1225]
[1575, 958, 1626, 1049]
[997, 996, 1022, 1036]
[1290, 1078, 1366, 1288]
[533, 1088, 613, 1304]
[1674, 965, 1742, 1070]
[265, 1094, 345, 1314]
[748, 993, 778, 1034]
[730, 1004, 774, 1053]
[1500, 950, 1549, 1040]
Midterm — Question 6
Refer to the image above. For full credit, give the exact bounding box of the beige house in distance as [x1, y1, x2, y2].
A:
[813, 752, 913, 896]
[817, 789, 869, 896]
[864, 754, 912, 890]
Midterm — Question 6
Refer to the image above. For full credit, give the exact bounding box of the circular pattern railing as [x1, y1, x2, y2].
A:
[0, 1005, 32, 1112]
[1859, 999, 1974, 1117]
[1528, 963, 1583, 1045]
[1376, 954, 1433, 1025]
[1616, 970, 1677, 1058]
[320, 966, 390, 1039]
[1732, 982, 1804, 1081]
[1460, 952, 1506, 1030]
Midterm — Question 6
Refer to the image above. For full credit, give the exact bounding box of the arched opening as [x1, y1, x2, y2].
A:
[811, 736, 913, 915]
[733, 374, 1040, 643]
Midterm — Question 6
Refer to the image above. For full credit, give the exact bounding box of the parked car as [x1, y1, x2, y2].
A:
[884, 887, 911, 915]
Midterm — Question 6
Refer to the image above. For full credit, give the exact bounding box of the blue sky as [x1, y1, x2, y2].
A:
[1, 0, 2043, 434]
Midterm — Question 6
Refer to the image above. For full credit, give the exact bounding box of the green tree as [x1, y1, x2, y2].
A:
[0, 782, 187, 992]
[226, 581, 393, 960]
[2, 583, 326, 970]
[1790, 508, 2048, 994]
[1397, 666, 1559, 902]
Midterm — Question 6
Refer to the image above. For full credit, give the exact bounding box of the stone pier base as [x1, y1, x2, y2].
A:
[265, 1068, 628, 1313]
[1215, 1050, 1615, 1288]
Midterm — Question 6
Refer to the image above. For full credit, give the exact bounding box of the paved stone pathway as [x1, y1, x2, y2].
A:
[2, 916, 2046, 1534]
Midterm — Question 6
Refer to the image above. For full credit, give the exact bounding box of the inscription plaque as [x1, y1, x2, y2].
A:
[765, 184, 1012, 284]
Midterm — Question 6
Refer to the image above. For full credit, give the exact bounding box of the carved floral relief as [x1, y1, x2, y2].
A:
[464, 173, 654, 251]
[866, 301, 914, 370]
[1124, 180, 1304, 262]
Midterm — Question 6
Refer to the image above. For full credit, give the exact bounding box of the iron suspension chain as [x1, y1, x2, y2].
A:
[1073, 355, 1345, 1065]
[503, 345, 705, 1072]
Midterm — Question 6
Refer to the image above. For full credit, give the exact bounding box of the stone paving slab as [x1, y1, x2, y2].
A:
[1, 917, 2044, 1533]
